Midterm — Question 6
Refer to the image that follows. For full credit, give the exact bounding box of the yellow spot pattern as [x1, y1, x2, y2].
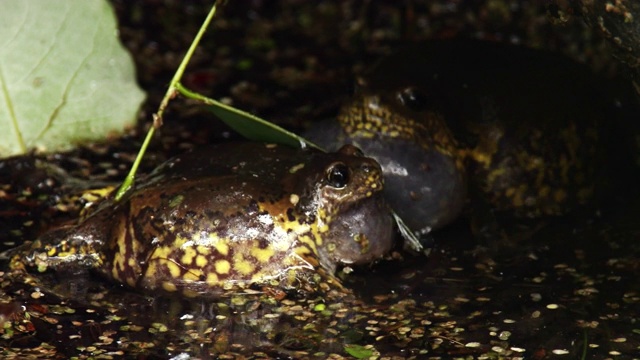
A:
[183, 268, 203, 281]
[162, 281, 177, 292]
[181, 246, 197, 265]
[195, 254, 208, 268]
[215, 260, 231, 275]
[166, 260, 181, 279]
[250, 246, 275, 263]
[206, 273, 219, 286]
[213, 237, 229, 256]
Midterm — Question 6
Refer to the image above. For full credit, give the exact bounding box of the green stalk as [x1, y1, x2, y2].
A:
[112, 2, 423, 252]
[114, 2, 219, 201]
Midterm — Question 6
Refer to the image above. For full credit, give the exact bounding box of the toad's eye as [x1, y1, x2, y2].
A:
[326, 163, 350, 189]
[397, 86, 428, 112]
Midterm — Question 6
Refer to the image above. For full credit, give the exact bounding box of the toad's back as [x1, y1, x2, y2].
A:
[311, 40, 612, 234]
[9, 143, 393, 298]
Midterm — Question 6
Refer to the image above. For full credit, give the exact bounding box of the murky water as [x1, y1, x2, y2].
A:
[1, 162, 639, 359]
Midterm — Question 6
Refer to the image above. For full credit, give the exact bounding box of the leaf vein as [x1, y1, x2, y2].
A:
[0, 2, 28, 50]
[0, 64, 27, 152]
[34, 6, 101, 143]
[19, 3, 72, 85]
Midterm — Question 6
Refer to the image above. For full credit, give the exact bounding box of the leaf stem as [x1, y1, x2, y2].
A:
[114, 2, 219, 201]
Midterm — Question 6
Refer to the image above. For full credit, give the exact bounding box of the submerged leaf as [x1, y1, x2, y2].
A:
[344, 344, 375, 358]
[0, 0, 145, 157]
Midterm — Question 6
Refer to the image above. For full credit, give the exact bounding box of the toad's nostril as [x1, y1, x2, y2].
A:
[360, 163, 373, 173]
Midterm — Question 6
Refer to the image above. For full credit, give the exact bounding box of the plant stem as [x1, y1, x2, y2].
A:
[114, 2, 219, 201]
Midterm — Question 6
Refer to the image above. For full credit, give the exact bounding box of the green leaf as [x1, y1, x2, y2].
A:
[209, 101, 322, 149]
[176, 83, 322, 150]
[344, 344, 374, 359]
[0, 0, 145, 157]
